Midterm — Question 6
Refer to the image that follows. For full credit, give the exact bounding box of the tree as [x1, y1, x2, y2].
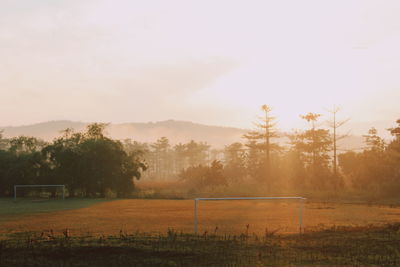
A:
[388, 119, 400, 154]
[223, 142, 246, 182]
[184, 140, 210, 167]
[0, 149, 15, 196]
[280, 149, 307, 192]
[291, 113, 332, 189]
[78, 137, 145, 197]
[385, 119, 400, 195]
[122, 139, 150, 178]
[179, 160, 227, 193]
[339, 128, 390, 195]
[209, 160, 227, 188]
[122, 139, 149, 161]
[326, 106, 349, 177]
[299, 112, 322, 167]
[224, 142, 245, 165]
[151, 137, 171, 179]
[173, 143, 187, 173]
[0, 136, 49, 197]
[85, 123, 109, 140]
[243, 105, 279, 183]
[335, 121, 400, 197]
[43, 124, 146, 197]
[363, 127, 385, 152]
[0, 130, 8, 150]
[388, 119, 400, 139]
[9, 136, 47, 155]
[42, 130, 85, 196]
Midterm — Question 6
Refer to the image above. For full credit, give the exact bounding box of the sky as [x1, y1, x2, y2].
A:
[0, 0, 399, 134]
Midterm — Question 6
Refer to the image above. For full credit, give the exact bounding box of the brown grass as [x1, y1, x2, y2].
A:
[1, 199, 400, 237]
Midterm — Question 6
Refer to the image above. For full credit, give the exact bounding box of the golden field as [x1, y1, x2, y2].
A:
[1, 199, 399, 237]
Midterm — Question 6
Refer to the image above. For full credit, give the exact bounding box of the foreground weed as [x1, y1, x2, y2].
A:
[0, 223, 399, 266]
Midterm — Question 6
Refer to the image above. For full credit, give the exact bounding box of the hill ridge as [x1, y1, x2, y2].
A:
[0, 120, 247, 148]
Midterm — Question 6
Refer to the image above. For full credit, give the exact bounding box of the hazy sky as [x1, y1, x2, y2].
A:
[1, 0, 399, 132]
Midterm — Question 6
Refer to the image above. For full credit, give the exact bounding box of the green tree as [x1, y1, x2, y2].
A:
[43, 124, 146, 197]
[179, 160, 227, 194]
[184, 140, 210, 167]
[151, 137, 171, 179]
[385, 119, 400, 195]
[9, 136, 47, 155]
[173, 143, 187, 174]
[339, 128, 391, 196]
[290, 113, 332, 189]
[243, 105, 279, 184]
[388, 119, 400, 138]
[363, 127, 385, 152]
[42, 129, 85, 196]
[0, 136, 49, 197]
[223, 142, 246, 183]
[0, 130, 8, 150]
[0, 149, 15, 196]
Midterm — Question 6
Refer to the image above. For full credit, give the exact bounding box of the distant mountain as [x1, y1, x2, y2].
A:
[0, 119, 376, 150]
[1, 121, 87, 140]
[0, 120, 247, 148]
[341, 120, 396, 139]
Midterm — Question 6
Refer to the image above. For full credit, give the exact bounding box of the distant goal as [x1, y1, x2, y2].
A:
[194, 197, 306, 234]
[14, 185, 66, 201]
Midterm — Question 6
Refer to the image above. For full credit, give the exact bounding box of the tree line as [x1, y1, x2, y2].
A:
[1, 107, 399, 199]
[0, 124, 146, 197]
[142, 106, 400, 199]
[339, 124, 400, 197]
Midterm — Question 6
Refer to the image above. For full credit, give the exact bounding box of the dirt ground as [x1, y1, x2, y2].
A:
[1, 199, 399, 236]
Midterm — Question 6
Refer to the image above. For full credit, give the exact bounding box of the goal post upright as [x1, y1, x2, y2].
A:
[194, 196, 307, 234]
[299, 197, 305, 233]
[14, 185, 66, 201]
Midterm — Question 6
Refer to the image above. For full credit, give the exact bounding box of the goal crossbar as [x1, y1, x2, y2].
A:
[194, 197, 306, 234]
[14, 185, 65, 201]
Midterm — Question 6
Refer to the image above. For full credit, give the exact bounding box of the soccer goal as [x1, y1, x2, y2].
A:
[194, 197, 306, 234]
[14, 185, 66, 201]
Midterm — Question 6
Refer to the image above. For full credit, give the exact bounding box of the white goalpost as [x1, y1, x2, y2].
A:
[14, 185, 66, 201]
[194, 197, 306, 234]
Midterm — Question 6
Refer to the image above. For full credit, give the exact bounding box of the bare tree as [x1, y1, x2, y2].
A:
[326, 106, 350, 177]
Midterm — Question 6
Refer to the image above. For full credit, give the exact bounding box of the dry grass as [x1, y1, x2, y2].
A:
[1, 223, 399, 266]
[1, 199, 400, 237]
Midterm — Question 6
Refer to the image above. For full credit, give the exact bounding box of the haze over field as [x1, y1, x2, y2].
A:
[1, 2, 400, 265]
[0, 0, 399, 132]
[1, 120, 367, 150]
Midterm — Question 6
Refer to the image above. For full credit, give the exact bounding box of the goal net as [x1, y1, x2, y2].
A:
[14, 185, 65, 201]
[194, 197, 306, 234]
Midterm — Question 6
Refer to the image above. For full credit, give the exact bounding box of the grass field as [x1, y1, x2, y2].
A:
[0, 199, 399, 266]
[0, 199, 399, 237]
[0, 198, 106, 220]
